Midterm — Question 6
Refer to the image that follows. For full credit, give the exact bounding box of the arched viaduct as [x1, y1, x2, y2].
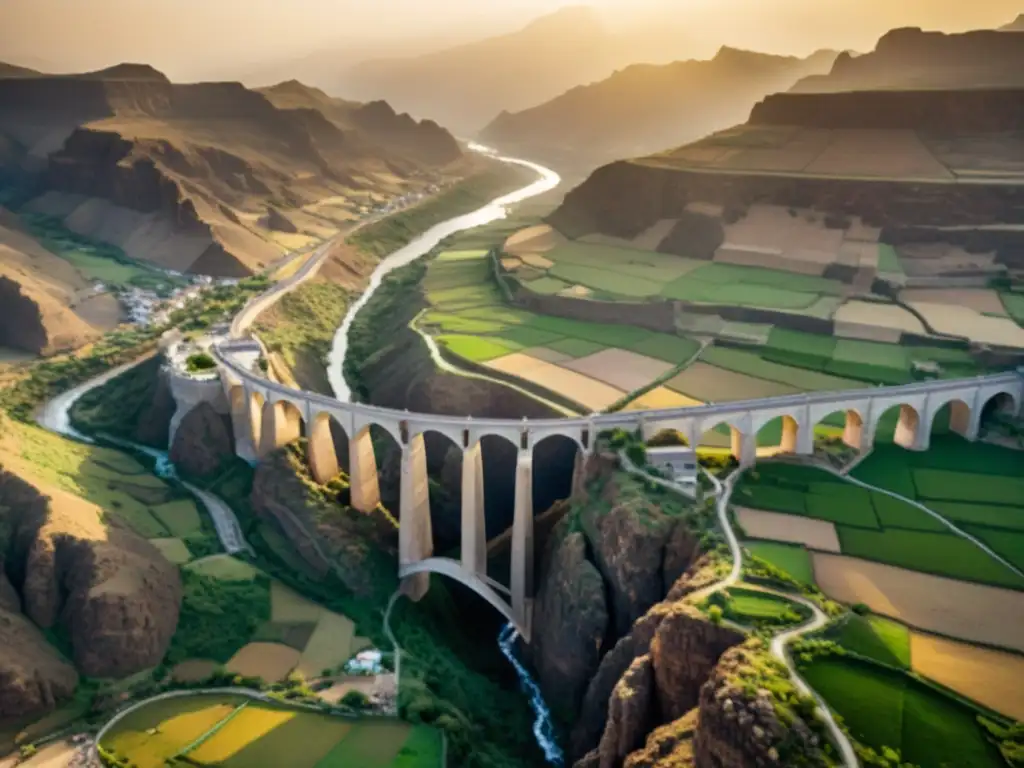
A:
[214, 339, 1023, 641]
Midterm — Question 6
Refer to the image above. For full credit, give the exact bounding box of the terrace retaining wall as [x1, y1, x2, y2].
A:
[510, 285, 677, 334]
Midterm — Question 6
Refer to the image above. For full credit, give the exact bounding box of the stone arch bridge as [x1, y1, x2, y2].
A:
[213, 340, 1023, 641]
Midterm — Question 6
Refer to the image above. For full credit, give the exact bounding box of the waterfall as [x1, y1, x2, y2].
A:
[498, 623, 564, 766]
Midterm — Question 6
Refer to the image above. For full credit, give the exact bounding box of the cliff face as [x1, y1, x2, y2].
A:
[169, 402, 235, 478]
[529, 456, 709, 731]
[750, 88, 1024, 133]
[0, 67, 464, 277]
[0, 465, 182, 683]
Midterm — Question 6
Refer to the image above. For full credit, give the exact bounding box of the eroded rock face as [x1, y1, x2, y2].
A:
[651, 605, 745, 723]
[250, 447, 398, 597]
[580, 477, 679, 639]
[530, 522, 608, 721]
[0, 607, 79, 719]
[693, 646, 831, 768]
[624, 709, 699, 767]
[0, 466, 182, 680]
[593, 654, 657, 768]
[169, 401, 234, 477]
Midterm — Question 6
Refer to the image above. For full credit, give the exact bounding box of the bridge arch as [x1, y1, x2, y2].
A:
[924, 395, 974, 441]
[258, 398, 305, 457]
[307, 411, 350, 484]
[872, 402, 924, 450]
[695, 419, 754, 466]
[813, 407, 867, 452]
[532, 433, 582, 515]
[398, 557, 528, 638]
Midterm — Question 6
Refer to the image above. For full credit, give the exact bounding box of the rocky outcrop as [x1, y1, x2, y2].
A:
[624, 710, 699, 767]
[169, 402, 234, 477]
[592, 654, 658, 767]
[530, 520, 609, 722]
[0, 271, 96, 355]
[265, 206, 298, 233]
[250, 446, 398, 597]
[0, 607, 79, 719]
[134, 367, 175, 448]
[0, 466, 182, 680]
[692, 645, 831, 767]
[651, 605, 745, 722]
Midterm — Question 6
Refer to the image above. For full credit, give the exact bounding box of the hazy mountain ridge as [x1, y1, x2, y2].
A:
[478, 46, 838, 174]
[0, 65, 464, 278]
[338, 5, 701, 134]
[791, 27, 1024, 91]
[1000, 14, 1024, 30]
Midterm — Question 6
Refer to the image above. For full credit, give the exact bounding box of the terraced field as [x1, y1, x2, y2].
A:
[734, 462, 1024, 590]
[101, 695, 442, 768]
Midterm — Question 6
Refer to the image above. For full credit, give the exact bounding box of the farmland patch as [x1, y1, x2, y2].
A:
[151, 537, 193, 565]
[742, 539, 817, 584]
[737, 508, 840, 553]
[485, 353, 624, 411]
[823, 613, 911, 668]
[563, 349, 673, 392]
[910, 632, 1024, 721]
[665, 362, 798, 402]
[812, 553, 1024, 652]
[225, 642, 300, 682]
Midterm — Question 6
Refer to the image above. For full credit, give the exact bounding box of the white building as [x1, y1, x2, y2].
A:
[645, 446, 699, 485]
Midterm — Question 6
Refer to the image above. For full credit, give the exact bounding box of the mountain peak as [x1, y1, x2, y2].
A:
[1001, 13, 1024, 30]
[523, 4, 604, 35]
[74, 63, 169, 82]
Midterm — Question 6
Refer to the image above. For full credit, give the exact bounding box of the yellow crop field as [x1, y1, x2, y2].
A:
[911, 632, 1024, 720]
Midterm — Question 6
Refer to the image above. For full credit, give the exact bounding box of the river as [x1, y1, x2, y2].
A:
[326, 142, 561, 402]
[326, 143, 565, 764]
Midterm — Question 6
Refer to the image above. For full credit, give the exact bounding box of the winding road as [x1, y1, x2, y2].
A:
[618, 452, 860, 767]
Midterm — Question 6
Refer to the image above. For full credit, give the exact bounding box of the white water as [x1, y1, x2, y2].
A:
[327, 143, 561, 401]
[499, 624, 565, 766]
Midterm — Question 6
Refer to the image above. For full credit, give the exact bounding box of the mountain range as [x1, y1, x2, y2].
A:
[478, 47, 838, 174]
[791, 27, 1024, 92]
[337, 6, 699, 134]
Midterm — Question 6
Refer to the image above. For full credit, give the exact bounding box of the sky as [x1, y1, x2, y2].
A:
[0, 0, 1019, 82]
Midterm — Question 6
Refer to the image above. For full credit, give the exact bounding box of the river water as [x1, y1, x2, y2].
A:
[326, 143, 561, 402]
[326, 144, 565, 764]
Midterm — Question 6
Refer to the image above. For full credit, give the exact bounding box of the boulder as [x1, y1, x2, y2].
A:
[169, 402, 234, 477]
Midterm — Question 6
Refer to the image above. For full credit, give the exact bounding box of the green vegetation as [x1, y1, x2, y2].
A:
[166, 569, 272, 664]
[350, 163, 535, 259]
[743, 541, 815, 586]
[254, 279, 349, 393]
[736, 461, 1024, 589]
[799, 655, 1005, 768]
[877, 244, 904, 276]
[700, 345, 863, 391]
[20, 212, 186, 293]
[703, 586, 812, 629]
[69, 356, 168, 448]
[185, 352, 216, 374]
[822, 613, 911, 668]
[1, 276, 270, 422]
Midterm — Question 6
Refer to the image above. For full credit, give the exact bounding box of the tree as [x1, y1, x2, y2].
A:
[708, 605, 723, 625]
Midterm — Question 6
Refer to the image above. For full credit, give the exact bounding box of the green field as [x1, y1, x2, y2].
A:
[744, 541, 816, 586]
[799, 657, 1004, 767]
[21, 212, 185, 292]
[823, 613, 911, 668]
[705, 586, 812, 628]
[736, 461, 1024, 588]
[699, 345, 864, 391]
[101, 695, 442, 768]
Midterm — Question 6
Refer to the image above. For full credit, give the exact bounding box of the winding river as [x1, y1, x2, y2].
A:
[327, 142, 561, 401]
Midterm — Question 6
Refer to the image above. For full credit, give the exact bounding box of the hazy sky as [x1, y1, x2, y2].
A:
[1, 0, 1019, 81]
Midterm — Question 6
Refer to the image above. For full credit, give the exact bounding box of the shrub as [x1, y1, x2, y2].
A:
[341, 689, 370, 709]
[186, 352, 216, 373]
[852, 603, 870, 616]
[625, 442, 647, 467]
[708, 605, 724, 624]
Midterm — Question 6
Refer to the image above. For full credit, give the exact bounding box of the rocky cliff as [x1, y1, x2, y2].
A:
[0, 465, 181, 693]
[750, 88, 1024, 133]
[169, 402, 235, 478]
[530, 456, 835, 767]
[0, 66, 465, 277]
